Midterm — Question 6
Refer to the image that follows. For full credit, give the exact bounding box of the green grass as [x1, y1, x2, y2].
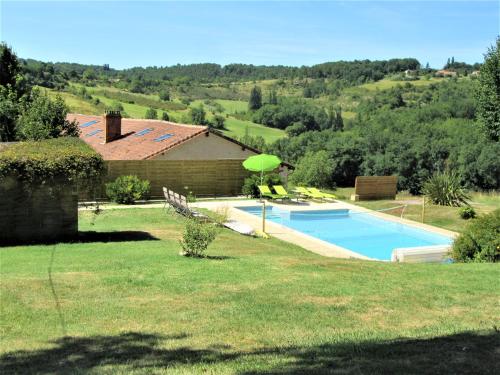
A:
[355, 77, 445, 91]
[223, 117, 285, 143]
[1, 208, 499, 374]
[334, 188, 500, 233]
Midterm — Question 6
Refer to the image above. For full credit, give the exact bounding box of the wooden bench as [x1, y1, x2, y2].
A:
[351, 176, 397, 201]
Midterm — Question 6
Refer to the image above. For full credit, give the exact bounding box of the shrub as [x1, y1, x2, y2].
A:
[242, 173, 282, 198]
[161, 111, 169, 121]
[451, 209, 500, 262]
[105, 175, 150, 204]
[145, 108, 157, 119]
[179, 219, 218, 257]
[458, 206, 476, 220]
[159, 90, 170, 101]
[210, 114, 225, 129]
[423, 171, 470, 206]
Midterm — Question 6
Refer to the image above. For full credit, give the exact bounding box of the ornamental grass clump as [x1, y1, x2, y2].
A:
[179, 219, 218, 257]
[423, 171, 470, 207]
[105, 175, 150, 204]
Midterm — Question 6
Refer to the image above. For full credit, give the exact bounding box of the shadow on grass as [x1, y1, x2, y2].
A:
[76, 231, 159, 243]
[0, 231, 159, 247]
[1, 329, 498, 374]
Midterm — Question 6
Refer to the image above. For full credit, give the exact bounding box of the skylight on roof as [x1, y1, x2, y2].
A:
[135, 128, 154, 137]
[154, 133, 174, 142]
[80, 120, 99, 128]
[86, 129, 103, 137]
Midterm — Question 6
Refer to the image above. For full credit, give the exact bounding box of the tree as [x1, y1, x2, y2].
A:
[268, 90, 278, 105]
[161, 111, 170, 121]
[17, 89, 79, 140]
[145, 108, 157, 119]
[0, 87, 19, 141]
[190, 105, 206, 125]
[475, 37, 500, 141]
[248, 86, 262, 110]
[425, 62, 430, 70]
[159, 90, 170, 101]
[0, 43, 20, 88]
[290, 151, 334, 188]
[334, 107, 344, 131]
[210, 114, 225, 130]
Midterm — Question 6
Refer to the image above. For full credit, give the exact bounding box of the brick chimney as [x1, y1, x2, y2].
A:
[103, 111, 121, 143]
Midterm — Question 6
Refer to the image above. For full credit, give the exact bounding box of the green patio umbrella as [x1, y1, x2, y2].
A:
[243, 154, 282, 235]
[243, 154, 282, 185]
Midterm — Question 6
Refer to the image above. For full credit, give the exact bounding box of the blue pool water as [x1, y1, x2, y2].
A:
[237, 206, 452, 260]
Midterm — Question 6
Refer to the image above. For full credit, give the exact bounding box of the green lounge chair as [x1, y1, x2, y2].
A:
[308, 187, 336, 200]
[294, 186, 323, 200]
[258, 185, 287, 200]
[273, 185, 291, 200]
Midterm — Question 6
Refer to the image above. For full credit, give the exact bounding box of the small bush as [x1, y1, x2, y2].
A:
[145, 108, 157, 119]
[161, 111, 169, 121]
[458, 206, 476, 220]
[423, 171, 470, 206]
[242, 173, 282, 198]
[179, 219, 218, 257]
[212, 206, 230, 226]
[105, 175, 150, 204]
[451, 209, 500, 263]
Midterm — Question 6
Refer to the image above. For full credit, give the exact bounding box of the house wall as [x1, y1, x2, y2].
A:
[104, 159, 252, 197]
[0, 179, 78, 244]
[152, 132, 257, 160]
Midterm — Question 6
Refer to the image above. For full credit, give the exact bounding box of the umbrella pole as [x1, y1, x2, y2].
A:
[261, 169, 266, 233]
[262, 200, 266, 233]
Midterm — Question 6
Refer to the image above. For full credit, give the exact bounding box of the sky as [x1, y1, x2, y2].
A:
[1, 1, 499, 69]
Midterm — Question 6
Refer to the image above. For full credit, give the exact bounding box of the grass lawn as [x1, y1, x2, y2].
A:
[1, 208, 499, 374]
[223, 117, 285, 144]
[334, 188, 500, 233]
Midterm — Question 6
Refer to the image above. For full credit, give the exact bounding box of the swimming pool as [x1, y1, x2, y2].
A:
[236, 206, 453, 260]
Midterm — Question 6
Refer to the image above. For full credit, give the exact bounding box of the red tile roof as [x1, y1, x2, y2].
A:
[69, 114, 207, 160]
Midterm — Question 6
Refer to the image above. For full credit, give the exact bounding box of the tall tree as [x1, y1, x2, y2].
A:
[475, 37, 500, 141]
[0, 43, 20, 88]
[248, 86, 262, 110]
[334, 107, 344, 132]
[425, 62, 430, 70]
[268, 89, 278, 105]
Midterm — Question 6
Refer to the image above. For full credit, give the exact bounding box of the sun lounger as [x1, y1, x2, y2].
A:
[308, 187, 336, 200]
[258, 185, 287, 200]
[273, 185, 291, 200]
[294, 186, 323, 200]
[163, 186, 208, 220]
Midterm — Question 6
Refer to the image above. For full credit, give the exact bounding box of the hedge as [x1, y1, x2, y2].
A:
[0, 137, 104, 186]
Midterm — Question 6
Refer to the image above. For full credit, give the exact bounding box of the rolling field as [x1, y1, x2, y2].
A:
[52, 85, 286, 144]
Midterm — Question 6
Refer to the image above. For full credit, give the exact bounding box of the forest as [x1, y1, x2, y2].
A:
[2, 42, 498, 194]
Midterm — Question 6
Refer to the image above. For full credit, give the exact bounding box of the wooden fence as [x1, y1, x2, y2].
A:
[351, 176, 398, 201]
[99, 159, 252, 198]
[0, 179, 78, 244]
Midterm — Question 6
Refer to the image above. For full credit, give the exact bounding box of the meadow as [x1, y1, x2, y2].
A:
[1, 208, 499, 374]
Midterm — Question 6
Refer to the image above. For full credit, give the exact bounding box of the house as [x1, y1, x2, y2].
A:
[404, 69, 417, 77]
[435, 69, 457, 77]
[69, 112, 291, 197]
